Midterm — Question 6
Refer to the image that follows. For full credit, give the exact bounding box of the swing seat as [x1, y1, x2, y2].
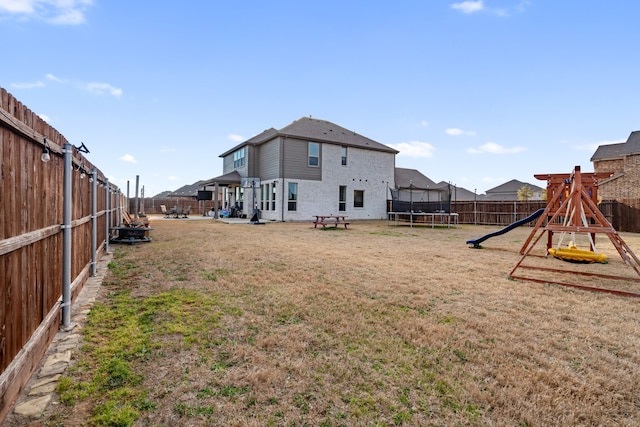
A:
[548, 246, 608, 264]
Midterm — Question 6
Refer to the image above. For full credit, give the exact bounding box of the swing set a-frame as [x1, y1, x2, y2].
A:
[510, 165, 640, 297]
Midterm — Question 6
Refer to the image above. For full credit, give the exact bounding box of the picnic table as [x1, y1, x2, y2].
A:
[313, 215, 350, 229]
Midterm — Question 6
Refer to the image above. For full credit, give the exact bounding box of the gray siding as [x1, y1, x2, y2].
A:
[282, 137, 322, 181]
[222, 147, 248, 176]
[257, 138, 280, 180]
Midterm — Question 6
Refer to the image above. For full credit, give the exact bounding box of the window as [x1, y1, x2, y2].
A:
[308, 142, 319, 167]
[272, 182, 277, 210]
[339, 186, 347, 211]
[233, 147, 245, 168]
[354, 190, 364, 208]
[261, 184, 267, 211]
[288, 183, 298, 211]
[341, 146, 347, 166]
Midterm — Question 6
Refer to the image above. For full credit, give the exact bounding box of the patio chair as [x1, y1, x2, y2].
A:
[182, 206, 191, 218]
[160, 205, 170, 218]
[174, 206, 183, 218]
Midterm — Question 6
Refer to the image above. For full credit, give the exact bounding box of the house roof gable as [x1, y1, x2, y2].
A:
[394, 167, 438, 190]
[219, 117, 398, 157]
[486, 179, 543, 194]
[591, 131, 640, 161]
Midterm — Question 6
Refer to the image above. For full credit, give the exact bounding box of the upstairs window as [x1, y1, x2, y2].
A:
[233, 147, 245, 168]
[341, 146, 347, 166]
[308, 142, 319, 167]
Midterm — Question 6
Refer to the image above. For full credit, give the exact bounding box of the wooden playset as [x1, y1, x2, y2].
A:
[510, 166, 640, 297]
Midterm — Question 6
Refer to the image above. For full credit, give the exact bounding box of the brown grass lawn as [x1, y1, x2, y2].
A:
[42, 217, 640, 426]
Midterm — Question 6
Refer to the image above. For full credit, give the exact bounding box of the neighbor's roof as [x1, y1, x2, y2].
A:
[168, 180, 210, 197]
[394, 168, 438, 190]
[591, 131, 640, 161]
[486, 179, 544, 194]
[219, 117, 398, 157]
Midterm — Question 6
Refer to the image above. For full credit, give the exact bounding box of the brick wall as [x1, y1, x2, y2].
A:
[595, 155, 640, 200]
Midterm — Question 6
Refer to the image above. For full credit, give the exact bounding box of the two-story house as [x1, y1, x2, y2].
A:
[206, 117, 398, 221]
[591, 130, 640, 200]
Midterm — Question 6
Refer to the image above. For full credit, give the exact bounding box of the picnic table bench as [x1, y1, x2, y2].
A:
[313, 215, 350, 229]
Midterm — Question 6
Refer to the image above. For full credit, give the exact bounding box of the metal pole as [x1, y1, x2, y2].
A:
[409, 181, 413, 227]
[91, 168, 97, 276]
[61, 143, 72, 329]
[474, 188, 477, 225]
[105, 178, 110, 253]
[116, 189, 121, 226]
[214, 183, 219, 218]
[134, 175, 140, 220]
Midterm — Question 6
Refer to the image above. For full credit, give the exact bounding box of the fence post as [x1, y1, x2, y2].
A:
[61, 143, 72, 329]
[91, 168, 97, 276]
[105, 178, 110, 253]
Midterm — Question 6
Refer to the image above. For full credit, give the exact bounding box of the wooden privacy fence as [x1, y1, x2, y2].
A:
[451, 200, 640, 232]
[130, 197, 217, 216]
[452, 201, 547, 226]
[0, 87, 125, 422]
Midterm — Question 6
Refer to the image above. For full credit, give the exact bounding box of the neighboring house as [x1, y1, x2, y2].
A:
[590, 130, 640, 200]
[205, 117, 398, 221]
[168, 180, 211, 198]
[440, 182, 483, 202]
[485, 179, 544, 201]
[391, 168, 448, 211]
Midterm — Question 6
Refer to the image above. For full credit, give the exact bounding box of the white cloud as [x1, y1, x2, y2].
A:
[228, 134, 245, 142]
[0, 0, 34, 13]
[420, 120, 429, 127]
[446, 128, 476, 136]
[573, 138, 625, 152]
[451, 0, 483, 14]
[168, 175, 179, 181]
[38, 113, 51, 122]
[85, 82, 123, 97]
[387, 141, 436, 158]
[46, 73, 64, 82]
[0, 0, 93, 24]
[120, 154, 137, 164]
[467, 142, 526, 154]
[10, 80, 44, 89]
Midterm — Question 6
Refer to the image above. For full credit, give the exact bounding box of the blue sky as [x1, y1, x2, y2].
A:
[1, 1, 638, 197]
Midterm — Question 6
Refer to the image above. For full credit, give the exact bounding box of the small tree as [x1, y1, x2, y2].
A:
[517, 185, 534, 201]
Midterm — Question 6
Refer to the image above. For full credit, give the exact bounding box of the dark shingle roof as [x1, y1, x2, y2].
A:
[394, 168, 438, 190]
[201, 170, 242, 186]
[591, 131, 640, 161]
[168, 180, 209, 197]
[486, 179, 543, 194]
[220, 117, 398, 157]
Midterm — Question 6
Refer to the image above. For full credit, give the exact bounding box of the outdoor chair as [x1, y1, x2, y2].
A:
[160, 205, 170, 218]
[182, 206, 191, 218]
[174, 206, 183, 218]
